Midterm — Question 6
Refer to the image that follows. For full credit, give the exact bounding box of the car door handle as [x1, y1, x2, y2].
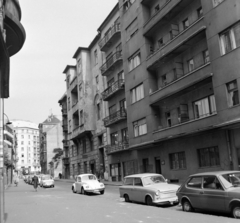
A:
[200, 191, 204, 194]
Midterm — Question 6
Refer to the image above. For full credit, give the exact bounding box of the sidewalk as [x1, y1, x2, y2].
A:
[55, 178, 123, 186]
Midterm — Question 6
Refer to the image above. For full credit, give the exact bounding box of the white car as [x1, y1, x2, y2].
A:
[119, 173, 180, 206]
[40, 175, 54, 188]
[72, 174, 105, 195]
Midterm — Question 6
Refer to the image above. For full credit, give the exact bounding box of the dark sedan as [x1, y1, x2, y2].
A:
[177, 171, 240, 218]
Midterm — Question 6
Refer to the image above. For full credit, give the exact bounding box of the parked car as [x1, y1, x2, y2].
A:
[72, 174, 105, 195]
[40, 175, 54, 188]
[119, 173, 180, 206]
[177, 171, 240, 218]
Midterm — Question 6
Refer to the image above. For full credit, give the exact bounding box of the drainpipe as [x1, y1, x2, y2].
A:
[226, 130, 233, 170]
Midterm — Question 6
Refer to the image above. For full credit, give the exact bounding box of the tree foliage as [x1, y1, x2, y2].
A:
[52, 148, 63, 169]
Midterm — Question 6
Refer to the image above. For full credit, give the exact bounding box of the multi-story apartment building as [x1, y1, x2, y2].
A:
[60, 35, 109, 179]
[109, 0, 240, 183]
[39, 114, 63, 177]
[97, 4, 130, 182]
[12, 120, 40, 174]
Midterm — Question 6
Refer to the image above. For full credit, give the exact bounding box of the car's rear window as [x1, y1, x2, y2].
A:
[124, 178, 133, 186]
[42, 175, 51, 180]
[187, 177, 202, 188]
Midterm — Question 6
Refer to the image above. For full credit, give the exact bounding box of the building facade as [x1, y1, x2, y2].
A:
[39, 114, 63, 177]
[12, 120, 40, 174]
[59, 0, 240, 183]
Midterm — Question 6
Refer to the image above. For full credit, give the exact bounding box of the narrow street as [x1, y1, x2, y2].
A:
[5, 180, 238, 223]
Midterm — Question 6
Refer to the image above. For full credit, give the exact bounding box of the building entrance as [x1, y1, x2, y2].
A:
[155, 157, 162, 174]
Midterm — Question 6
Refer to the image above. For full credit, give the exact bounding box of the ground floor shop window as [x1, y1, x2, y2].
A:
[110, 163, 121, 181]
[123, 160, 138, 177]
[197, 146, 220, 167]
[169, 152, 186, 170]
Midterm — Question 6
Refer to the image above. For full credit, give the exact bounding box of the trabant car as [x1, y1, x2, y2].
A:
[177, 171, 240, 218]
[72, 174, 105, 195]
[119, 173, 180, 206]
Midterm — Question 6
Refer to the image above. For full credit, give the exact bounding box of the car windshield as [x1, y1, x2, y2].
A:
[81, 175, 97, 181]
[42, 175, 51, 180]
[221, 172, 240, 188]
[143, 175, 166, 185]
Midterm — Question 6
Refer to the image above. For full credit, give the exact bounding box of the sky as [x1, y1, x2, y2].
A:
[5, 0, 118, 125]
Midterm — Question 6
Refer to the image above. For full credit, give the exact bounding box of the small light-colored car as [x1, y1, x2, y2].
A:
[119, 173, 180, 206]
[72, 174, 105, 195]
[40, 175, 54, 188]
[177, 171, 240, 219]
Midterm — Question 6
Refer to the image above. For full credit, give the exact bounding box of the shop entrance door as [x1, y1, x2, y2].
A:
[155, 157, 162, 174]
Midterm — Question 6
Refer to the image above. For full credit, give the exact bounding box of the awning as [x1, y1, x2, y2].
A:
[0, 31, 10, 98]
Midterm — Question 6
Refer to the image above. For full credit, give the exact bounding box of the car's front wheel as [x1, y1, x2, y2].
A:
[124, 194, 130, 202]
[100, 190, 104, 195]
[145, 196, 153, 206]
[232, 206, 240, 218]
[182, 200, 194, 212]
[81, 187, 86, 195]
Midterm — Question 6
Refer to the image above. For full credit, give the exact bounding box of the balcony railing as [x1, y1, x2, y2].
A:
[103, 108, 127, 127]
[98, 24, 121, 51]
[102, 79, 125, 101]
[62, 157, 70, 165]
[100, 51, 123, 76]
[62, 124, 68, 132]
[61, 108, 67, 115]
[106, 140, 129, 154]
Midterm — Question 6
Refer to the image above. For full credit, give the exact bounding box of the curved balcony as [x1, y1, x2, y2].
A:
[147, 17, 206, 70]
[100, 51, 123, 76]
[103, 108, 127, 127]
[98, 23, 121, 51]
[4, 0, 26, 56]
[102, 79, 125, 101]
[106, 140, 129, 155]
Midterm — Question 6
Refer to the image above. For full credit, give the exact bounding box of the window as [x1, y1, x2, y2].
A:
[118, 71, 124, 80]
[111, 132, 118, 145]
[213, 0, 225, 7]
[169, 152, 186, 170]
[155, 4, 160, 13]
[79, 84, 83, 98]
[119, 99, 126, 110]
[116, 43, 122, 53]
[134, 178, 143, 186]
[77, 58, 82, 73]
[84, 162, 87, 173]
[203, 176, 222, 190]
[80, 110, 84, 125]
[21, 147, 24, 151]
[109, 104, 116, 115]
[220, 22, 240, 55]
[124, 177, 134, 186]
[203, 49, 210, 64]
[126, 18, 138, 40]
[194, 95, 217, 118]
[198, 146, 220, 167]
[94, 49, 98, 65]
[78, 163, 81, 174]
[182, 18, 189, 30]
[158, 38, 164, 48]
[133, 118, 147, 137]
[83, 138, 86, 153]
[197, 7, 203, 18]
[97, 103, 101, 120]
[21, 154, 24, 157]
[95, 76, 99, 84]
[68, 98, 70, 110]
[21, 141, 24, 145]
[121, 128, 128, 142]
[131, 84, 144, 103]
[177, 104, 189, 123]
[128, 52, 140, 71]
[188, 59, 194, 72]
[187, 177, 202, 188]
[162, 74, 167, 86]
[226, 80, 239, 107]
[21, 135, 24, 139]
[166, 112, 171, 127]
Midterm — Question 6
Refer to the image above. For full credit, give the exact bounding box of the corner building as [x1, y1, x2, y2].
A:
[107, 0, 240, 183]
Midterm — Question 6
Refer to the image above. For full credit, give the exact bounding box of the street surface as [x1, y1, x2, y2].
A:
[5, 180, 239, 223]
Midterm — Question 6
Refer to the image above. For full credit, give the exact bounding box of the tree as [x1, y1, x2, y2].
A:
[52, 148, 63, 169]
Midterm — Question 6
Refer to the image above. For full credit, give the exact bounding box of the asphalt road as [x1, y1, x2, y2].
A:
[5, 180, 239, 223]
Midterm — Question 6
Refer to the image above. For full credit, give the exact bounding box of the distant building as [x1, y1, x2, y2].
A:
[39, 114, 63, 178]
[11, 120, 40, 174]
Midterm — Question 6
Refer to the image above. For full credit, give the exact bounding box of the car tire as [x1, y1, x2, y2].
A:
[124, 194, 130, 202]
[145, 196, 153, 206]
[232, 206, 240, 218]
[72, 186, 76, 193]
[81, 187, 86, 195]
[182, 200, 194, 212]
[100, 190, 104, 195]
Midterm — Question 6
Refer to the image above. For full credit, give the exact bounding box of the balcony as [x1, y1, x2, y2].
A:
[100, 51, 123, 76]
[98, 24, 121, 51]
[62, 124, 68, 132]
[150, 64, 212, 104]
[71, 125, 93, 140]
[153, 113, 217, 143]
[106, 140, 129, 155]
[62, 139, 69, 147]
[147, 17, 206, 70]
[61, 108, 67, 116]
[62, 157, 70, 165]
[143, 0, 192, 36]
[103, 108, 127, 127]
[102, 79, 125, 101]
